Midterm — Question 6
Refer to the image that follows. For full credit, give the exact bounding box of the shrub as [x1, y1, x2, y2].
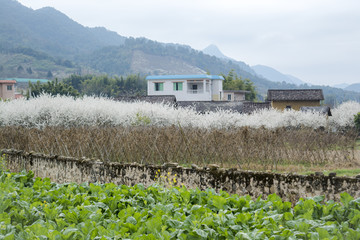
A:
[354, 112, 360, 131]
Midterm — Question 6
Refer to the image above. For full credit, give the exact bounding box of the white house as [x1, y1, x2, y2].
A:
[146, 74, 224, 101]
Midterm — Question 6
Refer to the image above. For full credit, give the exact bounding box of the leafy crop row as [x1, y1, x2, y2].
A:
[1, 169, 360, 239]
[0, 94, 359, 129]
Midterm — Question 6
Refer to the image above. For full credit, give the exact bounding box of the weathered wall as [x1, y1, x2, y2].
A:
[3, 149, 360, 203]
[272, 100, 320, 111]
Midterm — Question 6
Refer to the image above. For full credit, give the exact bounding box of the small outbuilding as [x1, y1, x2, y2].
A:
[0, 79, 16, 100]
[267, 89, 324, 111]
[222, 90, 249, 101]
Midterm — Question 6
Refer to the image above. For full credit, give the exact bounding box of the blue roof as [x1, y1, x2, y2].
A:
[146, 74, 224, 81]
[3, 78, 50, 83]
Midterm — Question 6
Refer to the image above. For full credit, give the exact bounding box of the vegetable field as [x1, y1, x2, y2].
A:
[1, 170, 360, 239]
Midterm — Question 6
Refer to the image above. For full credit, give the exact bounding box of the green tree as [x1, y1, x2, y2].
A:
[47, 71, 53, 78]
[355, 112, 360, 131]
[222, 70, 257, 101]
[26, 67, 33, 74]
[28, 79, 80, 98]
[63, 74, 146, 97]
[17, 65, 24, 73]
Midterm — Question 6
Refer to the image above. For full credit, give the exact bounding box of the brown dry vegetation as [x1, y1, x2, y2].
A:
[0, 126, 358, 172]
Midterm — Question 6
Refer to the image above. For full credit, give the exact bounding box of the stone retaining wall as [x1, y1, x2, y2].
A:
[2, 149, 360, 203]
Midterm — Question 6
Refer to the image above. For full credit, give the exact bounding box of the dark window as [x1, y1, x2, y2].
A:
[285, 105, 292, 110]
[7, 85, 12, 91]
[173, 82, 183, 91]
[154, 82, 164, 91]
[227, 94, 232, 101]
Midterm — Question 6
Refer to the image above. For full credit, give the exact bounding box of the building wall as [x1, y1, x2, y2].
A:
[211, 79, 223, 101]
[3, 149, 360, 204]
[148, 78, 221, 101]
[271, 100, 321, 111]
[0, 83, 15, 100]
[222, 92, 246, 101]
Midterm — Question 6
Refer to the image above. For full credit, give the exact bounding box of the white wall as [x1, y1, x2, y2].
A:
[211, 79, 223, 101]
[148, 79, 213, 101]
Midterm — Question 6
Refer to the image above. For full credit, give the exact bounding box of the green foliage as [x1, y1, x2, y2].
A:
[28, 79, 80, 97]
[354, 112, 360, 130]
[222, 70, 257, 101]
[1, 170, 360, 239]
[63, 74, 147, 97]
[0, 154, 6, 173]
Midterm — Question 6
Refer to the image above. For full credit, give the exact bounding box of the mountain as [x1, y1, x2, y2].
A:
[333, 83, 350, 89]
[202, 44, 257, 75]
[251, 65, 306, 86]
[203, 44, 231, 60]
[0, 0, 125, 58]
[345, 83, 360, 93]
[202, 45, 307, 86]
[79, 37, 277, 97]
[0, 0, 359, 106]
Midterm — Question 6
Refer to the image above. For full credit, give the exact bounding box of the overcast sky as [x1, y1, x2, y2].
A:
[18, 0, 360, 86]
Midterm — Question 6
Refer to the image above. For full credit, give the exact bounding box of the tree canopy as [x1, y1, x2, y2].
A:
[28, 79, 80, 98]
[222, 70, 257, 101]
[63, 74, 147, 97]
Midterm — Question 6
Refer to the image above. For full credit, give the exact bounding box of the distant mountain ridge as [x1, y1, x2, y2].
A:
[251, 65, 307, 86]
[0, 0, 125, 58]
[332, 83, 350, 89]
[0, 0, 359, 105]
[345, 83, 360, 93]
[203, 44, 232, 60]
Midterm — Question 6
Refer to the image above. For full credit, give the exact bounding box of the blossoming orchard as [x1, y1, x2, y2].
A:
[0, 94, 359, 130]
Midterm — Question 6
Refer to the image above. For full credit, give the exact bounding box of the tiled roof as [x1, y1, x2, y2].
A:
[2, 78, 49, 83]
[222, 90, 250, 93]
[267, 89, 324, 101]
[146, 75, 224, 81]
[0, 80, 16, 84]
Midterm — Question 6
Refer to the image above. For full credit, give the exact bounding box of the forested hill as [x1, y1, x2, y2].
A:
[79, 37, 293, 95]
[0, 0, 125, 58]
[78, 38, 360, 103]
[1, 0, 359, 105]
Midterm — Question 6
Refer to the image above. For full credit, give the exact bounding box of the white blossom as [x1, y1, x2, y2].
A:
[0, 94, 358, 130]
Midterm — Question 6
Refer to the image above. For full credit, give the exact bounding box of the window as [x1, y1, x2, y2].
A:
[154, 82, 164, 91]
[227, 94, 232, 101]
[173, 82, 183, 91]
[285, 105, 292, 110]
[7, 85, 12, 91]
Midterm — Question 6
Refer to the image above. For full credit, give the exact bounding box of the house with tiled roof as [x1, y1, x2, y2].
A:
[267, 89, 324, 111]
[0, 79, 16, 100]
[146, 75, 224, 101]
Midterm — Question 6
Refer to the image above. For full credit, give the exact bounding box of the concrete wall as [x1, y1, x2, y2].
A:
[3, 148, 360, 203]
[0, 83, 15, 100]
[211, 79, 223, 101]
[272, 100, 321, 111]
[222, 91, 246, 101]
[147, 79, 212, 101]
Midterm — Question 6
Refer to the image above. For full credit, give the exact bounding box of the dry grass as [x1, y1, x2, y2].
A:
[0, 126, 358, 172]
